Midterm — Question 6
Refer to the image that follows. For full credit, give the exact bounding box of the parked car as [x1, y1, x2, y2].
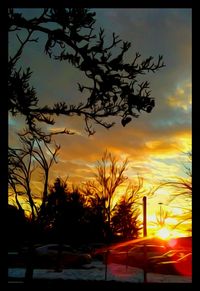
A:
[78, 243, 107, 256]
[35, 244, 92, 268]
[8, 251, 25, 267]
[100, 244, 168, 269]
[153, 252, 192, 276]
[127, 244, 168, 268]
[148, 249, 189, 264]
[147, 249, 189, 270]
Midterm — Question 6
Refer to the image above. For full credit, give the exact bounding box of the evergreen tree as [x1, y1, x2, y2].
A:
[111, 196, 141, 240]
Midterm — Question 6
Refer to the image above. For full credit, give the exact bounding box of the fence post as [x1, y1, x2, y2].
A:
[24, 242, 34, 284]
[143, 196, 147, 283]
[104, 250, 109, 281]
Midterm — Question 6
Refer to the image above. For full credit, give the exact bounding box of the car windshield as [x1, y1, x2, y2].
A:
[166, 250, 186, 257]
[129, 245, 165, 253]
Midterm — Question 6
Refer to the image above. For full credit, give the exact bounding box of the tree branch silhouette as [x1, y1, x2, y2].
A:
[9, 8, 165, 137]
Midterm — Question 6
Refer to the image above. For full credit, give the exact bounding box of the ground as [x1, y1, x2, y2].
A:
[8, 260, 192, 284]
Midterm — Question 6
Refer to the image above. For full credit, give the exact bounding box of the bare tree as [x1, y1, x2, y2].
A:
[167, 151, 192, 233]
[96, 151, 127, 228]
[8, 132, 61, 220]
[168, 151, 192, 199]
[149, 151, 192, 235]
[8, 137, 38, 221]
[82, 151, 128, 240]
[155, 207, 172, 229]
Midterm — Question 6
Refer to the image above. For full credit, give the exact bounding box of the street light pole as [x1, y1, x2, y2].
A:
[143, 196, 147, 237]
[158, 202, 163, 226]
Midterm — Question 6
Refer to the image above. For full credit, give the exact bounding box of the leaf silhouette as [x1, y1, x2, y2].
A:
[121, 117, 132, 127]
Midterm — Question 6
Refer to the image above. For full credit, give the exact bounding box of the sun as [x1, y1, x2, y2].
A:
[156, 227, 171, 239]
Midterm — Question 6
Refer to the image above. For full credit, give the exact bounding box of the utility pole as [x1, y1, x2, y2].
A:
[158, 202, 163, 226]
[143, 196, 147, 237]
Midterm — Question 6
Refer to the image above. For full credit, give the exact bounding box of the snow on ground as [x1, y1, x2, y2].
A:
[8, 260, 192, 283]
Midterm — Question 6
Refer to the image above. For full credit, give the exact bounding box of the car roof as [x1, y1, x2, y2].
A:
[36, 244, 72, 249]
[128, 244, 166, 252]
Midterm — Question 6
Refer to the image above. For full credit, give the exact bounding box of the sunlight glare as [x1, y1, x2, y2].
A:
[156, 227, 170, 239]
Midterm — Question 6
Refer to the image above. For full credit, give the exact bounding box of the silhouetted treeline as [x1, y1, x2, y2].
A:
[8, 177, 141, 250]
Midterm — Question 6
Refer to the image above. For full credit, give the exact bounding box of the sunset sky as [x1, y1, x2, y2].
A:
[9, 8, 192, 236]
